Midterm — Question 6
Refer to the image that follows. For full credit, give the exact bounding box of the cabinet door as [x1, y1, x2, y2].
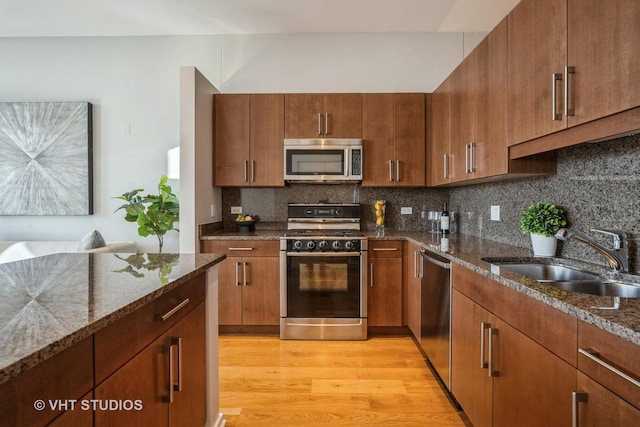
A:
[249, 94, 285, 187]
[168, 303, 206, 427]
[575, 372, 640, 427]
[405, 242, 422, 337]
[362, 93, 395, 187]
[368, 257, 403, 326]
[241, 256, 280, 325]
[507, 0, 567, 146]
[492, 316, 576, 427]
[215, 94, 250, 186]
[394, 93, 425, 186]
[449, 56, 474, 183]
[95, 333, 169, 427]
[323, 93, 362, 138]
[568, 0, 640, 127]
[451, 290, 493, 427]
[284, 94, 324, 138]
[218, 256, 244, 325]
[427, 77, 451, 186]
[473, 17, 508, 179]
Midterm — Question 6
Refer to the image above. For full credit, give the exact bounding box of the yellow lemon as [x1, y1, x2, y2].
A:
[375, 209, 382, 217]
[376, 217, 384, 226]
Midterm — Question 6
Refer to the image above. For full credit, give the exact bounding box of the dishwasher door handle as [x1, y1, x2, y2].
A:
[420, 251, 451, 269]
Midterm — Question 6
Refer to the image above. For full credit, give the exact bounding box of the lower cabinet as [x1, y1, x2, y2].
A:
[405, 241, 422, 337]
[95, 303, 206, 427]
[202, 240, 279, 326]
[367, 240, 403, 326]
[451, 264, 577, 427]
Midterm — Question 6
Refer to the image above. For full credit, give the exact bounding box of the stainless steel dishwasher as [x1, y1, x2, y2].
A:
[419, 249, 452, 390]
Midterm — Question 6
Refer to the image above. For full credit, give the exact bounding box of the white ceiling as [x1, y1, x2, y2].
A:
[0, 0, 520, 37]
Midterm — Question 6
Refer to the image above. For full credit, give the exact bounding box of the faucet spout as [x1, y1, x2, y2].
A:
[554, 228, 628, 272]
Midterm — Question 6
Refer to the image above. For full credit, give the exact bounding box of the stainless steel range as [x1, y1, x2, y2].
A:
[280, 203, 368, 340]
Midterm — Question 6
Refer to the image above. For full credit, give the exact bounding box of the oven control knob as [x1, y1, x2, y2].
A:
[293, 240, 303, 250]
[344, 241, 355, 250]
[306, 241, 316, 250]
[318, 240, 329, 250]
[332, 240, 342, 250]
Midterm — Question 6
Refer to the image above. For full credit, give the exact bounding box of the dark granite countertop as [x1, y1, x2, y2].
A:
[201, 230, 640, 346]
[0, 252, 225, 385]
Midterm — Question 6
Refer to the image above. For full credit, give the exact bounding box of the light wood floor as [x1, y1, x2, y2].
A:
[218, 335, 470, 426]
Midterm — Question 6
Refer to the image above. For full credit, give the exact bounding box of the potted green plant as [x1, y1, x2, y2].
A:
[114, 175, 179, 254]
[520, 203, 567, 256]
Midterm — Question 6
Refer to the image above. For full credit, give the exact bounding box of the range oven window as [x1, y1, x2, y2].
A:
[286, 255, 360, 318]
[286, 149, 345, 176]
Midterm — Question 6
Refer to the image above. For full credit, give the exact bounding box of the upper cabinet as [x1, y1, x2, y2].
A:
[508, 0, 640, 147]
[362, 93, 425, 187]
[215, 94, 285, 187]
[427, 77, 451, 186]
[284, 93, 362, 138]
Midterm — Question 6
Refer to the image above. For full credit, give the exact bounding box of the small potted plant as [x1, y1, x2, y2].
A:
[520, 203, 567, 257]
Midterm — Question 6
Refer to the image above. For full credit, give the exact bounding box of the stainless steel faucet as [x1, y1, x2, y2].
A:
[554, 228, 629, 272]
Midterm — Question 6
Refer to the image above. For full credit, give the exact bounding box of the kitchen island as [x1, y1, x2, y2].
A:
[0, 251, 225, 427]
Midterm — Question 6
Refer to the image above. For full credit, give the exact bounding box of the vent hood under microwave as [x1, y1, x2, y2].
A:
[284, 138, 363, 183]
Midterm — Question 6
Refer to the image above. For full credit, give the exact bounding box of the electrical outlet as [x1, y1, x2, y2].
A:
[231, 206, 242, 214]
[401, 207, 413, 215]
[490, 205, 501, 221]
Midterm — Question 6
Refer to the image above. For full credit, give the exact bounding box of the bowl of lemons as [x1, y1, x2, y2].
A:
[374, 200, 385, 236]
[234, 214, 257, 232]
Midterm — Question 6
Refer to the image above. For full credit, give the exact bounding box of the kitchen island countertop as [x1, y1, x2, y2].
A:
[0, 252, 225, 384]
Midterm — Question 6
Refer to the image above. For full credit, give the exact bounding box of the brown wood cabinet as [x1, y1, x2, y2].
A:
[362, 93, 425, 187]
[508, 0, 640, 148]
[284, 93, 362, 138]
[404, 241, 423, 337]
[202, 240, 279, 326]
[573, 320, 640, 423]
[451, 264, 577, 427]
[427, 77, 451, 186]
[214, 94, 284, 187]
[95, 303, 206, 427]
[367, 240, 402, 327]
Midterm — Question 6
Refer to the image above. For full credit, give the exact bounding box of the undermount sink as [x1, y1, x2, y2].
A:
[481, 257, 640, 299]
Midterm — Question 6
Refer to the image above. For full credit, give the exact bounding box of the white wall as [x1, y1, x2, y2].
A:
[0, 36, 221, 252]
[0, 31, 484, 251]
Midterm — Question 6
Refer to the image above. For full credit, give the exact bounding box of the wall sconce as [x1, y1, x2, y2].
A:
[167, 146, 180, 180]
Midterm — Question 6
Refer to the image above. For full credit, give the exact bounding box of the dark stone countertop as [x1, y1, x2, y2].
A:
[0, 252, 225, 384]
[201, 230, 640, 346]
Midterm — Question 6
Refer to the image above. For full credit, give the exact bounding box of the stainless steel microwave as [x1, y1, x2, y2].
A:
[284, 138, 363, 183]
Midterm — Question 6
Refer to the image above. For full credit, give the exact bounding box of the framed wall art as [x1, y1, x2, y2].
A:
[0, 102, 93, 215]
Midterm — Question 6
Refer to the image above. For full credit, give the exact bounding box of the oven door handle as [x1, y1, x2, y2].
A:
[285, 251, 361, 257]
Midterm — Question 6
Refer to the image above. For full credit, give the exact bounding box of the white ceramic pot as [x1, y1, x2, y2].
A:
[530, 233, 558, 257]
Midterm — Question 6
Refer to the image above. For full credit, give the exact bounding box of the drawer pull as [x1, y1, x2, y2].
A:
[228, 247, 254, 251]
[572, 391, 588, 427]
[578, 348, 640, 388]
[159, 298, 190, 322]
[373, 248, 398, 251]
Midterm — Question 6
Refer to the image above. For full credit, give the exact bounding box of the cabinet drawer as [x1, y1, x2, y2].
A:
[369, 240, 402, 258]
[0, 337, 93, 427]
[202, 240, 278, 257]
[578, 321, 640, 409]
[94, 274, 206, 385]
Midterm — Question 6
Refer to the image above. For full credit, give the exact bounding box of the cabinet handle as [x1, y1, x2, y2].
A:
[396, 160, 401, 182]
[480, 322, 490, 369]
[235, 262, 241, 286]
[373, 247, 398, 251]
[171, 337, 183, 392]
[228, 247, 254, 251]
[443, 154, 448, 179]
[318, 113, 323, 135]
[251, 160, 255, 182]
[388, 160, 394, 182]
[413, 250, 418, 278]
[164, 344, 176, 403]
[159, 298, 190, 322]
[552, 72, 563, 120]
[488, 326, 498, 377]
[572, 391, 588, 427]
[465, 144, 470, 174]
[325, 113, 329, 135]
[370, 263, 374, 287]
[243, 261, 248, 286]
[564, 66, 575, 117]
[469, 143, 476, 173]
[243, 160, 249, 182]
[578, 348, 640, 388]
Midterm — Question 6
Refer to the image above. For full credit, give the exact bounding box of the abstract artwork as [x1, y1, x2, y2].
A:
[0, 102, 93, 215]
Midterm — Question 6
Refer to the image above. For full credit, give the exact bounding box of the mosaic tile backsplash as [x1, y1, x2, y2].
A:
[222, 133, 640, 272]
